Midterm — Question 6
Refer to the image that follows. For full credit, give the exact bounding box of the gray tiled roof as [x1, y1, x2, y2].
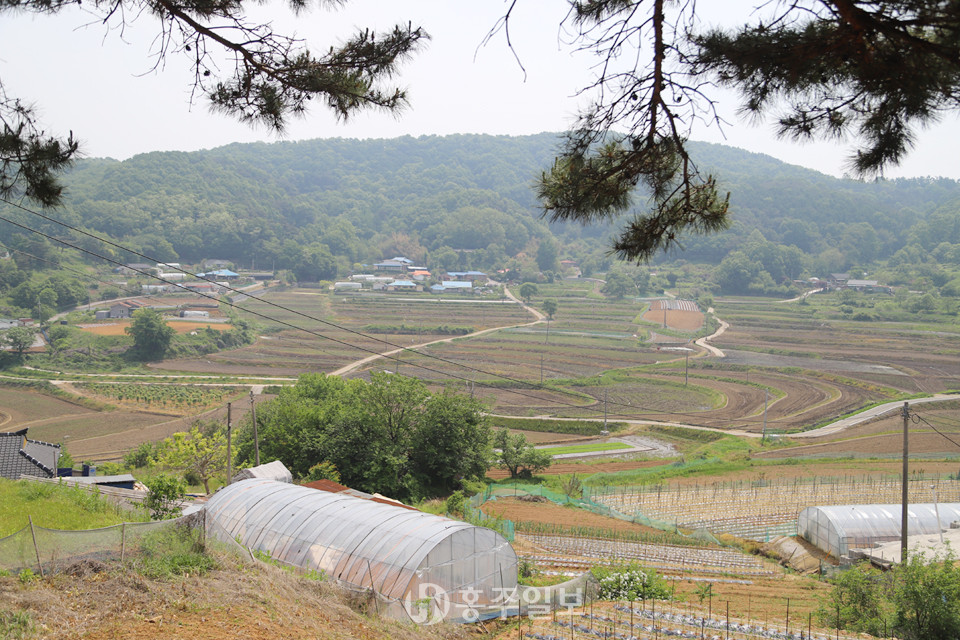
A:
[0, 430, 58, 479]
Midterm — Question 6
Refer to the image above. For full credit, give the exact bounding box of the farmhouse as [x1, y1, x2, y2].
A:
[0, 429, 60, 480]
[445, 270, 488, 282]
[181, 282, 220, 295]
[437, 281, 473, 294]
[388, 280, 419, 291]
[198, 269, 239, 280]
[845, 279, 893, 293]
[108, 300, 147, 319]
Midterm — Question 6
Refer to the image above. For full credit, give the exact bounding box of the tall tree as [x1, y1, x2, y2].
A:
[493, 428, 552, 479]
[2, 326, 35, 360]
[125, 308, 176, 358]
[519, 282, 539, 303]
[157, 420, 228, 495]
[1, 0, 427, 206]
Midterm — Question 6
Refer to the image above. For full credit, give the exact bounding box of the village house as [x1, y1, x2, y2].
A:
[444, 270, 488, 283]
[0, 429, 60, 480]
[107, 300, 147, 319]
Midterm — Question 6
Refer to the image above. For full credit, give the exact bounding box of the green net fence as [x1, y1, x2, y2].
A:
[0, 512, 205, 576]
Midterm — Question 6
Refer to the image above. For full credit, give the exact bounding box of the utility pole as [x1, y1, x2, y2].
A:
[901, 401, 910, 560]
[762, 390, 768, 442]
[685, 350, 689, 386]
[226, 402, 232, 484]
[251, 390, 260, 467]
[603, 389, 608, 432]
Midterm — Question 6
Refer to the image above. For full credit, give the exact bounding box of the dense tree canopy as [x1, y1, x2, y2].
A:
[234, 372, 491, 501]
[125, 308, 176, 358]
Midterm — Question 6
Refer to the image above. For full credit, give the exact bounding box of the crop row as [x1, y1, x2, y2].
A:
[78, 383, 243, 409]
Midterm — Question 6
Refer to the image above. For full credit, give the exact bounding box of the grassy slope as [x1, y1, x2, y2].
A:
[0, 479, 148, 537]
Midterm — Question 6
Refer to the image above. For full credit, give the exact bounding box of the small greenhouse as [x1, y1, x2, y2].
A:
[204, 479, 518, 621]
[798, 503, 960, 559]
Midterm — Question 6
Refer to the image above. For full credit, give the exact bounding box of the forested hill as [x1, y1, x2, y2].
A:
[4, 133, 960, 274]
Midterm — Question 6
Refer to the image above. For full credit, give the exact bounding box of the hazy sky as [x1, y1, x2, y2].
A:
[2, 0, 958, 179]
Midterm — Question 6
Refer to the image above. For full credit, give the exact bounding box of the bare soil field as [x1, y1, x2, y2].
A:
[487, 459, 671, 480]
[0, 387, 95, 428]
[78, 320, 232, 336]
[1, 386, 264, 461]
[481, 496, 666, 536]
[641, 308, 704, 331]
[759, 431, 960, 459]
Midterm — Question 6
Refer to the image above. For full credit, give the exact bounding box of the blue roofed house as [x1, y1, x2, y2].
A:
[445, 270, 488, 283]
[200, 269, 240, 280]
[0, 429, 60, 480]
[388, 279, 419, 291]
[441, 280, 473, 293]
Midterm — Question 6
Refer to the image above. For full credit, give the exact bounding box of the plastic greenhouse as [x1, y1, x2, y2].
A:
[204, 479, 518, 621]
[798, 503, 960, 559]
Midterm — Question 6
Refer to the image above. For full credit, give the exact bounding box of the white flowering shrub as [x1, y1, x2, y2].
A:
[592, 562, 670, 601]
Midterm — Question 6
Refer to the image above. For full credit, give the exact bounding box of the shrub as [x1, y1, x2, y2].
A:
[445, 490, 466, 516]
[591, 562, 670, 601]
[142, 473, 186, 520]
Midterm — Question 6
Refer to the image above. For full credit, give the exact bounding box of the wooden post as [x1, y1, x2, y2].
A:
[120, 522, 126, 562]
[251, 390, 259, 466]
[28, 516, 44, 578]
[901, 401, 910, 560]
[786, 597, 790, 634]
[365, 559, 380, 616]
[226, 402, 232, 484]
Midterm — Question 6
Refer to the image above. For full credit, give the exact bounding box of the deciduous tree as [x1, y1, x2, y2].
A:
[2, 326, 35, 360]
[125, 308, 176, 358]
[542, 298, 558, 320]
[157, 420, 228, 495]
[519, 282, 539, 303]
[493, 428, 552, 479]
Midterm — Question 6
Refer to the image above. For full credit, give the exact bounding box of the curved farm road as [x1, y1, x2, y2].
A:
[694, 307, 728, 357]
[330, 283, 545, 377]
[492, 393, 960, 441]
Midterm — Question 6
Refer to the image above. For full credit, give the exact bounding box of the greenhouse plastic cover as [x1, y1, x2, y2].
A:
[230, 460, 292, 484]
[205, 479, 518, 609]
[798, 503, 960, 558]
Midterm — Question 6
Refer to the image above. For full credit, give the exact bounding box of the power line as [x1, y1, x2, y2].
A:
[0, 198, 858, 429]
[5, 247, 157, 302]
[0, 208, 624, 416]
[1, 197, 753, 421]
[914, 413, 960, 451]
